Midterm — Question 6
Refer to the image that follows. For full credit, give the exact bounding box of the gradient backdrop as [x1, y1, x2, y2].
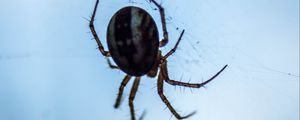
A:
[0, 0, 299, 120]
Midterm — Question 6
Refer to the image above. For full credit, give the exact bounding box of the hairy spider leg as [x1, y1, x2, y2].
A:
[114, 76, 145, 120]
[161, 30, 185, 62]
[158, 61, 227, 119]
[89, 0, 110, 57]
[114, 75, 131, 108]
[157, 71, 196, 119]
[129, 77, 141, 120]
[161, 61, 228, 88]
[151, 0, 169, 47]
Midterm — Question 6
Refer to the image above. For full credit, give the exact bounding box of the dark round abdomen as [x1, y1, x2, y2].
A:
[107, 6, 159, 76]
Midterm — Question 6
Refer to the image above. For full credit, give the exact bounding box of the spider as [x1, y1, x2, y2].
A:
[89, 0, 228, 119]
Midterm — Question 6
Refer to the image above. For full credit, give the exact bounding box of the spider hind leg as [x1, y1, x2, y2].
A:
[114, 75, 131, 108]
[129, 77, 141, 120]
[161, 61, 228, 88]
[157, 71, 196, 119]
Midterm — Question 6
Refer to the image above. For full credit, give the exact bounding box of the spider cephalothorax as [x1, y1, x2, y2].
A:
[89, 0, 227, 119]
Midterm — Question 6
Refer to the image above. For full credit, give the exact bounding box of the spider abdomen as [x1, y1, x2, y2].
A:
[107, 6, 159, 76]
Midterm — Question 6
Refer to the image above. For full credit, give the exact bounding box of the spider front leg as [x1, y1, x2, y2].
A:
[89, 0, 110, 57]
[157, 71, 196, 119]
[161, 30, 185, 62]
[150, 0, 169, 47]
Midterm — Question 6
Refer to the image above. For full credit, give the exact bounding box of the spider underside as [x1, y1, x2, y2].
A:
[89, 0, 228, 119]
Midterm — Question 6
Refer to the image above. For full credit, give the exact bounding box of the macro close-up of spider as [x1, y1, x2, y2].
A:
[89, 0, 228, 119]
[0, 0, 298, 120]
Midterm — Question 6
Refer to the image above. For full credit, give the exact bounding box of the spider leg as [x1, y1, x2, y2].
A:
[150, 0, 169, 47]
[157, 71, 196, 119]
[89, 0, 110, 57]
[161, 60, 228, 88]
[129, 77, 141, 120]
[161, 30, 185, 62]
[106, 58, 119, 69]
[114, 75, 131, 108]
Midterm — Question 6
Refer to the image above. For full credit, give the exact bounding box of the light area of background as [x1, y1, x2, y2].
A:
[0, 0, 299, 120]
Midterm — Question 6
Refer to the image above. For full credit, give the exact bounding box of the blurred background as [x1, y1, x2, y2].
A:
[0, 0, 299, 120]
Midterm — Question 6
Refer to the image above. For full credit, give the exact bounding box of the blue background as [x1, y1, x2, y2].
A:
[0, 0, 299, 120]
